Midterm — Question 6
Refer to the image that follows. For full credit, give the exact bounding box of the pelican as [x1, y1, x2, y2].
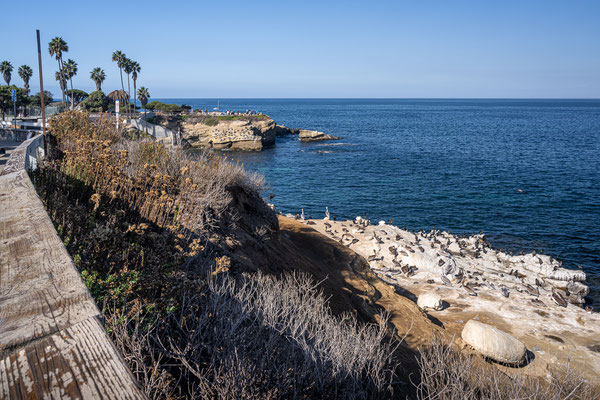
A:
[440, 275, 452, 286]
[551, 289, 568, 307]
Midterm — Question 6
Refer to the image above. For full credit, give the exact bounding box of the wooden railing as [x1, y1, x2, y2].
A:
[0, 135, 145, 399]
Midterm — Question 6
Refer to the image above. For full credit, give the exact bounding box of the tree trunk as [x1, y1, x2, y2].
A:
[133, 80, 137, 116]
[69, 77, 74, 110]
[126, 74, 131, 117]
[58, 58, 66, 107]
[119, 67, 125, 111]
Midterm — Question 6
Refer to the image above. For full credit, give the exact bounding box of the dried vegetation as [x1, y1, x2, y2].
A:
[30, 111, 599, 399]
[31, 111, 401, 399]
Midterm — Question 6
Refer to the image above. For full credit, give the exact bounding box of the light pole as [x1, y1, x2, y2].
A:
[36, 29, 47, 138]
[12, 89, 17, 136]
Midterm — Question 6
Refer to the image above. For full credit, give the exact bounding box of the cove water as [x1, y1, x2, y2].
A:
[158, 99, 600, 302]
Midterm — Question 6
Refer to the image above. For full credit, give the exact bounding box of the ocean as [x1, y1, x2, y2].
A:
[157, 98, 600, 302]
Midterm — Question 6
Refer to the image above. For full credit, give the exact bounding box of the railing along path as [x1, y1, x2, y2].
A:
[0, 135, 145, 399]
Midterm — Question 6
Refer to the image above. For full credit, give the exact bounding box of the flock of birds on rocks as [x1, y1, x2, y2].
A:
[290, 207, 592, 312]
[211, 126, 257, 144]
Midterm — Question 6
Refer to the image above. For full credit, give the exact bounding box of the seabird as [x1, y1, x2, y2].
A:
[524, 283, 539, 297]
[462, 283, 477, 296]
[530, 298, 546, 307]
[535, 278, 543, 287]
[440, 275, 452, 286]
[551, 289, 568, 307]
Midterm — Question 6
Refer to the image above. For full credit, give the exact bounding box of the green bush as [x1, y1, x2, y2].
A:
[82, 91, 109, 112]
[144, 100, 184, 113]
[203, 116, 218, 126]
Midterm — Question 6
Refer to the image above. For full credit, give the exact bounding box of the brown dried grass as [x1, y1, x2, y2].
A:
[415, 335, 599, 400]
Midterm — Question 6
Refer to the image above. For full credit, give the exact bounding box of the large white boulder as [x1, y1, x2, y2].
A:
[461, 320, 526, 365]
[417, 293, 444, 311]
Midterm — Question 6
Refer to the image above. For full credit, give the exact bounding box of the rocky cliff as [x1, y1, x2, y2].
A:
[304, 216, 600, 380]
[179, 114, 341, 151]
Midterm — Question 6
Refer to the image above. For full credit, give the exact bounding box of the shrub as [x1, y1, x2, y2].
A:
[145, 100, 184, 114]
[203, 116, 218, 126]
[107, 271, 401, 399]
[32, 111, 265, 309]
[82, 91, 109, 112]
[415, 335, 598, 400]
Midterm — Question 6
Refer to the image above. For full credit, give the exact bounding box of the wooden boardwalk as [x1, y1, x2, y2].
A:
[0, 136, 145, 399]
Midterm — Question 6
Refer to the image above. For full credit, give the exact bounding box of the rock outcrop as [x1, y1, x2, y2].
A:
[179, 114, 342, 151]
[461, 320, 527, 365]
[182, 116, 277, 151]
[297, 129, 342, 142]
[304, 217, 600, 378]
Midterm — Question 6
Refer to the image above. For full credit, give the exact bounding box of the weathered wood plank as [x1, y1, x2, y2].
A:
[0, 317, 144, 399]
[1, 137, 32, 176]
[0, 170, 99, 352]
[0, 136, 145, 399]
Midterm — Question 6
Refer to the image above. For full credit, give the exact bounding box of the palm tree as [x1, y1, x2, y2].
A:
[18, 65, 33, 116]
[137, 87, 150, 133]
[90, 67, 106, 92]
[112, 50, 127, 113]
[18, 65, 33, 93]
[63, 59, 78, 110]
[0, 61, 13, 85]
[130, 61, 141, 112]
[48, 37, 69, 106]
[123, 58, 133, 116]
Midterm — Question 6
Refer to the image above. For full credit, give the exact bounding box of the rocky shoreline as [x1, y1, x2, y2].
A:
[291, 214, 600, 379]
[179, 114, 341, 151]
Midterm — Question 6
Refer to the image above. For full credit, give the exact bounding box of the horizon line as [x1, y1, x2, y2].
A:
[151, 97, 600, 100]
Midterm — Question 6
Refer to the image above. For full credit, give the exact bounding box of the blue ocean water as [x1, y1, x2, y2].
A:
[158, 99, 600, 301]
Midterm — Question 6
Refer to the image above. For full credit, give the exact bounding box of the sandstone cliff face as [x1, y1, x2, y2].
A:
[180, 116, 342, 151]
[181, 117, 278, 151]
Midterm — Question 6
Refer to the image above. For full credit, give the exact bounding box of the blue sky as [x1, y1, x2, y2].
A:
[1, 0, 599, 98]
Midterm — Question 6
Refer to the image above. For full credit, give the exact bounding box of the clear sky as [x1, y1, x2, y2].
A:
[1, 0, 599, 98]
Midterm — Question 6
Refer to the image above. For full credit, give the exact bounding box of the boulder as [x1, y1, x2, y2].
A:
[461, 320, 526, 365]
[566, 281, 589, 305]
[417, 293, 444, 311]
[297, 129, 342, 142]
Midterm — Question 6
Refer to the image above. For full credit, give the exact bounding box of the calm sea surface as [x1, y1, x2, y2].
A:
[158, 99, 600, 302]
